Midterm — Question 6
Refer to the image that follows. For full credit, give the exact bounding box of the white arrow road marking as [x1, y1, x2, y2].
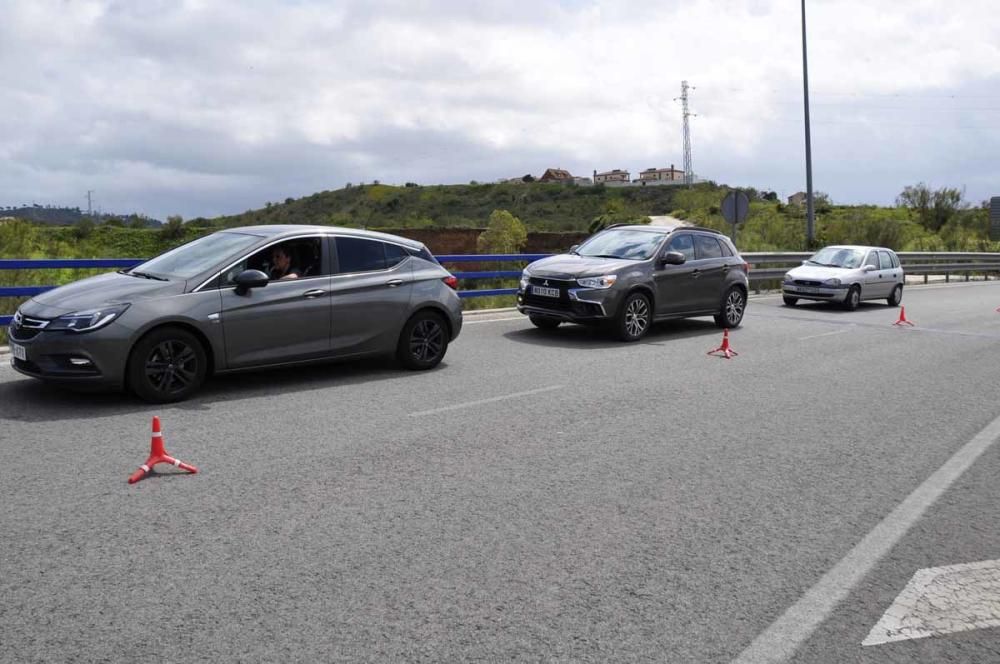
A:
[863, 559, 1000, 646]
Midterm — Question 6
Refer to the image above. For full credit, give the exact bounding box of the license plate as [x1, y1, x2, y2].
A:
[10, 343, 26, 361]
[797, 287, 821, 294]
[531, 285, 560, 298]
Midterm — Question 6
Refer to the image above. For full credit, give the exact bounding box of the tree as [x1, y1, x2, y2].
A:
[72, 217, 95, 240]
[477, 209, 527, 253]
[896, 183, 966, 231]
[521, 174, 535, 183]
[160, 215, 185, 241]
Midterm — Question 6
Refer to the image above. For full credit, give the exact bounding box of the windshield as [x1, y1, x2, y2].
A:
[130, 232, 263, 280]
[576, 229, 664, 261]
[806, 247, 866, 269]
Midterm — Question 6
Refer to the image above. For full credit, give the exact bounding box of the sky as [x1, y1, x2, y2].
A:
[3, 0, 1000, 220]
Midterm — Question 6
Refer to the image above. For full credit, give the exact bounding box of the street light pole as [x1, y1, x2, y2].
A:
[801, 0, 815, 247]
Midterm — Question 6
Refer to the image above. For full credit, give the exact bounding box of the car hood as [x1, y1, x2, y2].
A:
[527, 254, 638, 279]
[27, 272, 186, 317]
[786, 265, 860, 280]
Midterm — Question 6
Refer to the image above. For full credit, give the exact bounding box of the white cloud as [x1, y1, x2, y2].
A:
[2, 0, 1000, 218]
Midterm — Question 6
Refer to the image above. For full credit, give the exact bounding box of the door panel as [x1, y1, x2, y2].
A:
[655, 233, 695, 315]
[691, 235, 727, 310]
[220, 277, 333, 367]
[329, 236, 415, 355]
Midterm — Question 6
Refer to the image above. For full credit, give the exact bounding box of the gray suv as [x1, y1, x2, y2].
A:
[517, 224, 749, 341]
[8, 225, 463, 402]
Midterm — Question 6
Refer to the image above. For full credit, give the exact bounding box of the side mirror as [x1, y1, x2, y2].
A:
[234, 269, 269, 295]
[660, 251, 686, 266]
[569, 245, 579, 253]
[863, 264, 877, 272]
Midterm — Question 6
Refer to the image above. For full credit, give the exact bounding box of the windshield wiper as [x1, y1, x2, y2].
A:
[588, 254, 624, 259]
[127, 270, 169, 281]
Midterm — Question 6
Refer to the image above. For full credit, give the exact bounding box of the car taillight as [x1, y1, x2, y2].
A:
[443, 276, 458, 289]
[742, 261, 750, 274]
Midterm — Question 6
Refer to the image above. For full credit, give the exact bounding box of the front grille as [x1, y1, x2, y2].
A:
[10, 314, 48, 341]
[9, 325, 42, 341]
[523, 293, 573, 311]
[793, 279, 823, 287]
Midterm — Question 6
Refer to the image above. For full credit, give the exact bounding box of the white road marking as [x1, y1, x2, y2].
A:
[463, 316, 525, 325]
[409, 385, 563, 417]
[798, 327, 852, 341]
[863, 559, 1000, 646]
[732, 408, 1000, 664]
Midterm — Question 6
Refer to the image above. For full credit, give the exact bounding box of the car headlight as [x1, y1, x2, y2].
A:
[823, 278, 842, 287]
[520, 270, 530, 290]
[577, 275, 618, 289]
[47, 304, 130, 333]
[783, 273, 793, 283]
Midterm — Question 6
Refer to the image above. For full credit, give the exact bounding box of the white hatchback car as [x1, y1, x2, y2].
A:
[782, 245, 904, 310]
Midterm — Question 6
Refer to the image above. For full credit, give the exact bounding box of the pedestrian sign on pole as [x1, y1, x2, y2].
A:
[721, 190, 750, 244]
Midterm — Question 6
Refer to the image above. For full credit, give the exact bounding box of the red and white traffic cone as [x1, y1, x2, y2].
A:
[707, 329, 739, 359]
[128, 416, 198, 484]
[893, 306, 914, 327]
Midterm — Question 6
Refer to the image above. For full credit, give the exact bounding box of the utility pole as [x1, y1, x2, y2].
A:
[801, 0, 815, 246]
[86, 190, 94, 217]
[677, 81, 695, 187]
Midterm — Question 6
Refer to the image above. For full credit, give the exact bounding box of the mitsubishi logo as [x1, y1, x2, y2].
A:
[543, 280, 549, 286]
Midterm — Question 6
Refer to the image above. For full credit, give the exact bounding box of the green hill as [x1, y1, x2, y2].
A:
[199, 181, 693, 232]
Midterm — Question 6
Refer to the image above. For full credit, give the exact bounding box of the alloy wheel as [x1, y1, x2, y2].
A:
[145, 340, 198, 397]
[625, 297, 650, 338]
[725, 290, 745, 326]
[410, 319, 444, 362]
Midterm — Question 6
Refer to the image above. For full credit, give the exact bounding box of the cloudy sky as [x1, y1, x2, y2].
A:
[3, 0, 1000, 220]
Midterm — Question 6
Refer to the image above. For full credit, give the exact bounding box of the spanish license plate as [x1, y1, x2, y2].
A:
[531, 285, 560, 298]
[798, 287, 821, 294]
[10, 343, 26, 361]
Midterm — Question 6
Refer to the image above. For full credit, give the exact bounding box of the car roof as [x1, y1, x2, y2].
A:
[602, 223, 723, 235]
[821, 244, 895, 252]
[220, 224, 425, 249]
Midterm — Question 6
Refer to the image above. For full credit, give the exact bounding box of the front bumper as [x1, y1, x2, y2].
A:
[782, 283, 850, 302]
[516, 284, 614, 322]
[8, 323, 127, 389]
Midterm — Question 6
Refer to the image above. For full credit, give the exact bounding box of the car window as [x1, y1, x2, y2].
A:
[878, 251, 893, 270]
[665, 233, 695, 261]
[719, 239, 735, 257]
[222, 237, 325, 285]
[384, 243, 409, 268]
[134, 231, 261, 280]
[890, 252, 900, 268]
[694, 235, 723, 260]
[865, 252, 880, 269]
[337, 237, 387, 273]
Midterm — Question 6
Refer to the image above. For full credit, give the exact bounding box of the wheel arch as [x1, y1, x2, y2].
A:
[125, 322, 217, 380]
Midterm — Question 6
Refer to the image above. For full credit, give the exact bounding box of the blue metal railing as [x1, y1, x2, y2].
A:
[0, 254, 548, 326]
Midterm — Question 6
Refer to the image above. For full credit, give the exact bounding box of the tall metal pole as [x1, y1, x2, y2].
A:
[801, 0, 815, 246]
[680, 81, 694, 187]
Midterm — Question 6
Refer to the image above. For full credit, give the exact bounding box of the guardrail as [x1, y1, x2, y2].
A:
[3, 252, 1000, 326]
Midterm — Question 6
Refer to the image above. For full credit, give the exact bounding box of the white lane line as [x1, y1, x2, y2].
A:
[409, 385, 563, 417]
[463, 316, 525, 325]
[732, 408, 1000, 664]
[862, 559, 1000, 646]
[798, 327, 852, 341]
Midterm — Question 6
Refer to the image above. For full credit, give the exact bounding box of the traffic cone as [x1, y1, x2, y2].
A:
[707, 329, 739, 359]
[128, 416, 198, 484]
[893, 306, 915, 327]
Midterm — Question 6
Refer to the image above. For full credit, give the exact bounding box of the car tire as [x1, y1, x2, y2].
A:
[127, 326, 208, 403]
[714, 286, 747, 328]
[397, 310, 449, 370]
[529, 315, 561, 330]
[614, 292, 651, 342]
[783, 295, 798, 306]
[843, 285, 861, 311]
[887, 284, 903, 307]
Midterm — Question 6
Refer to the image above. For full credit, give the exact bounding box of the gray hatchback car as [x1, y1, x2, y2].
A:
[9, 225, 463, 402]
[517, 224, 750, 341]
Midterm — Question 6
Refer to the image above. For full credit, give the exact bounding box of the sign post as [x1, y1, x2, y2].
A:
[721, 190, 750, 244]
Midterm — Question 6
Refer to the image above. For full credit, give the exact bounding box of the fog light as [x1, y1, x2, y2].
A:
[69, 357, 93, 366]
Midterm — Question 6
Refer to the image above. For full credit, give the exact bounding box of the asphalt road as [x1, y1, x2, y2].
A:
[2, 282, 1000, 663]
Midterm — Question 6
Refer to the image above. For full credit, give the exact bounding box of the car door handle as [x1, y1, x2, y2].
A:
[691, 269, 701, 279]
[303, 289, 326, 298]
[385, 279, 404, 288]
